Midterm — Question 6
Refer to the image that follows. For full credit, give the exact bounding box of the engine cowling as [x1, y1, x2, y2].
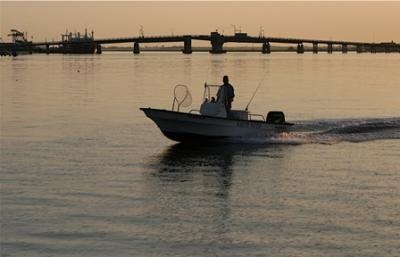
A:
[266, 111, 286, 124]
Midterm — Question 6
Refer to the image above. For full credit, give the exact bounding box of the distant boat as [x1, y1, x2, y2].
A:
[141, 83, 294, 143]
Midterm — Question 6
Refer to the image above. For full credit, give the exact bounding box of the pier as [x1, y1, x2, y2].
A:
[2, 30, 400, 56]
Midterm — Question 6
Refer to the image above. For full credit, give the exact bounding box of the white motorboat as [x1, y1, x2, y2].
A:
[141, 84, 294, 143]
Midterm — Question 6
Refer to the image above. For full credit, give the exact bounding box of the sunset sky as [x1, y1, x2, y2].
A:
[1, 1, 400, 43]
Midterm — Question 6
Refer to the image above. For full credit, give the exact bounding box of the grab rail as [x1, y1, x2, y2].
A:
[189, 109, 200, 114]
[248, 113, 265, 121]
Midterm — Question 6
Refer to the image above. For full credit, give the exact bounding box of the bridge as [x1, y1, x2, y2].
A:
[2, 31, 400, 56]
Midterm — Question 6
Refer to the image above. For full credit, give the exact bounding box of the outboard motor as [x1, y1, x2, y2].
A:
[266, 111, 286, 124]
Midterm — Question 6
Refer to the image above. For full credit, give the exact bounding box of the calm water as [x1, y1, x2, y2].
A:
[1, 52, 400, 257]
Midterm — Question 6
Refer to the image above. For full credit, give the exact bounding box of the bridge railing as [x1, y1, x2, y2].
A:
[98, 35, 196, 41]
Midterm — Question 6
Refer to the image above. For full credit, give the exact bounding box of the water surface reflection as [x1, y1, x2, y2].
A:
[140, 143, 293, 253]
[149, 143, 290, 197]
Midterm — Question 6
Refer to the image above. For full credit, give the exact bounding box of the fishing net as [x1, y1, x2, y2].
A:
[174, 84, 192, 109]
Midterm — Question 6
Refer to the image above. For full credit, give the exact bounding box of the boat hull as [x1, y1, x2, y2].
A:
[140, 108, 292, 143]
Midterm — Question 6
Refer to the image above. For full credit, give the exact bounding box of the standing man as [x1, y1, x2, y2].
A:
[217, 75, 235, 112]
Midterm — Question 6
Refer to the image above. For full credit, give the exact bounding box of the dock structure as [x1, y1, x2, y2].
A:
[2, 30, 400, 55]
[0, 29, 33, 56]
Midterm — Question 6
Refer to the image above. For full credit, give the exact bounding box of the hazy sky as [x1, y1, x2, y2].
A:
[1, 1, 400, 43]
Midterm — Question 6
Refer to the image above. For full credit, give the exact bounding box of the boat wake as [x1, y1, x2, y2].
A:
[230, 117, 400, 145]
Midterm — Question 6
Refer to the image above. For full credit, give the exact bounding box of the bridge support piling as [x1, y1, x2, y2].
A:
[133, 42, 140, 54]
[210, 32, 225, 54]
[296, 43, 304, 54]
[371, 44, 377, 53]
[327, 43, 333, 54]
[342, 44, 348, 54]
[313, 43, 318, 54]
[182, 36, 192, 54]
[46, 44, 50, 54]
[262, 42, 271, 54]
[96, 44, 102, 54]
[210, 41, 224, 54]
[27, 44, 33, 54]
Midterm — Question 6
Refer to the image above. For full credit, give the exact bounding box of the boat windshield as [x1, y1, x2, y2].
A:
[203, 83, 220, 102]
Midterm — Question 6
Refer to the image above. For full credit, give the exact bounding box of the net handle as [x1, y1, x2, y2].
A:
[172, 84, 191, 111]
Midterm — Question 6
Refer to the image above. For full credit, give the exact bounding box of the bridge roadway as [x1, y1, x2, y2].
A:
[29, 32, 400, 54]
[31, 35, 374, 46]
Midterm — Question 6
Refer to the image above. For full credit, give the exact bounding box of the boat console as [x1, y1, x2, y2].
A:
[200, 102, 227, 118]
